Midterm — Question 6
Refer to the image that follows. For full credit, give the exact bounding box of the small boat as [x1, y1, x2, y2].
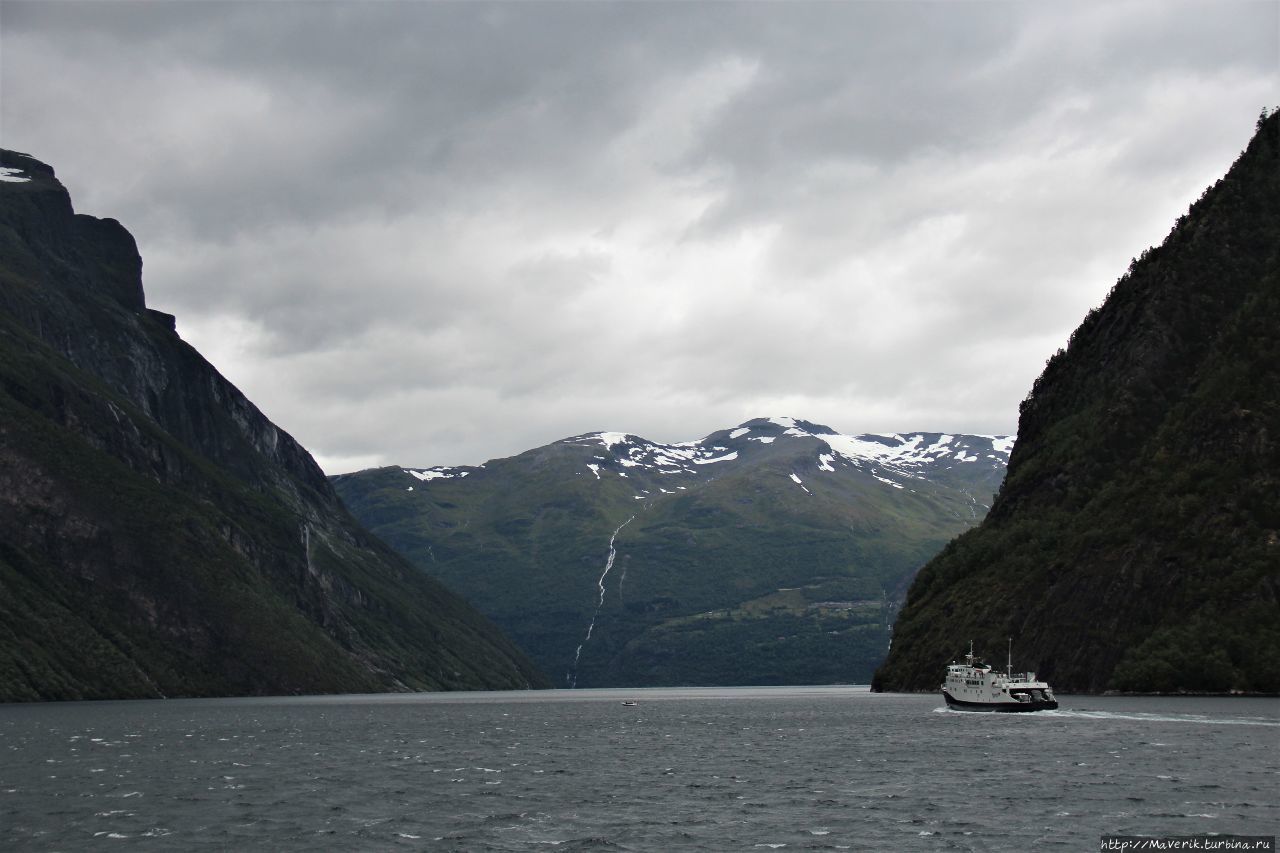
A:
[941, 640, 1058, 712]
[621, 700, 637, 706]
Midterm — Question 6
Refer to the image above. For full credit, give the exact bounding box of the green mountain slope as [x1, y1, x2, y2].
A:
[333, 418, 1010, 687]
[873, 113, 1280, 694]
[0, 150, 548, 701]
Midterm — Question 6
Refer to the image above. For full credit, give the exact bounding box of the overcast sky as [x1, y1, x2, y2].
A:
[3, 2, 1275, 472]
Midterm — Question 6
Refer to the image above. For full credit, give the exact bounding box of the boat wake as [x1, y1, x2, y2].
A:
[933, 705, 1279, 727]
[1040, 709, 1280, 727]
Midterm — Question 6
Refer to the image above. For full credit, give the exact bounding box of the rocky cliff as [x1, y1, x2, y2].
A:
[873, 113, 1280, 694]
[0, 150, 548, 701]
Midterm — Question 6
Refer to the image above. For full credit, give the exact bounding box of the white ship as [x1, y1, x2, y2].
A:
[941, 641, 1058, 712]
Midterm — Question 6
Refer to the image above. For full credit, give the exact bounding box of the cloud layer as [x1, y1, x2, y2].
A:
[4, 1, 1275, 471]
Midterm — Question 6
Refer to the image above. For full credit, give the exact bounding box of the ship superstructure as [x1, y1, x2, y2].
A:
[941, 641, 1058, 712]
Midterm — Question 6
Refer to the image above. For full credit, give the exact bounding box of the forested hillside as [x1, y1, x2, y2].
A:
[874, 112, 1280, 694]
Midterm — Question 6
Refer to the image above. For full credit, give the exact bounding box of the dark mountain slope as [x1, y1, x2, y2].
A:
[874, 113, 1280, 694]
[0, 150, 547, 701]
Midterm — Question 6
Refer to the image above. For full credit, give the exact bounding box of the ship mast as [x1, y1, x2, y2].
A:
[1006, 637, 1013, 679]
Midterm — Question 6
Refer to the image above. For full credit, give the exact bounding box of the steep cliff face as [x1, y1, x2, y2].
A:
[0, 150, 548, 701]
[873, 114, 1280, 694]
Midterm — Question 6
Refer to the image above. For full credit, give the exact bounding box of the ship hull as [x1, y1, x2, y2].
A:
[941, 690, 1058, 712]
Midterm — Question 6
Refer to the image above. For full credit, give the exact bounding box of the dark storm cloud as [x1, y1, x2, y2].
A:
[3, 1, 1275, 470]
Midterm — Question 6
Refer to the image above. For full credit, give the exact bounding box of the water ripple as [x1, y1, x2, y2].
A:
[0, 689, 1275, 851]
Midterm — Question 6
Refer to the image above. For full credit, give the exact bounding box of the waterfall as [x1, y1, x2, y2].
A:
[566, 516, 634, 688]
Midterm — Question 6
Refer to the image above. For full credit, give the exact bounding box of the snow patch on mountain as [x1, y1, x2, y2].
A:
[766, 422, 1011, 479]
[873, 474, 905, 489]
[570, 432, 739, 473]
[405, 467, 469, 482]
[597, 432, 631, 450]
[563, 421, 1010, 485]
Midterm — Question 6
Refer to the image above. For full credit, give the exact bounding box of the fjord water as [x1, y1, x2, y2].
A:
[2, 688, 1275, 851]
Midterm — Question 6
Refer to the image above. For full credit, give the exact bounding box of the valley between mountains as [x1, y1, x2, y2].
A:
[333, 417, 1010, 687]
[4, 114, 1271, 701]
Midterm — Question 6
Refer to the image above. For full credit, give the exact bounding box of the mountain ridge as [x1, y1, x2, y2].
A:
[398, 416, 1010, 502]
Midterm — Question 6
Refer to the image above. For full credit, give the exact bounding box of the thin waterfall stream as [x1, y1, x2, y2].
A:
[566, 516, 634, 688]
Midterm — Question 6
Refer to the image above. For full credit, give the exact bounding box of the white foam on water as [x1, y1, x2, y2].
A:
[936, 705, 1278, 727]
[1043, 709, 1280, 727]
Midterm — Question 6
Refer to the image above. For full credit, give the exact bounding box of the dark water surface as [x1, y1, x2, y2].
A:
[1, 687, 1276, 850]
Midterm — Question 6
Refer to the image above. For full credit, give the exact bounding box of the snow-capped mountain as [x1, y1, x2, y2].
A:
[334, 418, 1012, 689]
[564, 417, 1008, 490]
[405, 416, 1010, 505]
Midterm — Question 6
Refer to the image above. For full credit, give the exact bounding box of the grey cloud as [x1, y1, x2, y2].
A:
[3, 1, 1274, 469]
